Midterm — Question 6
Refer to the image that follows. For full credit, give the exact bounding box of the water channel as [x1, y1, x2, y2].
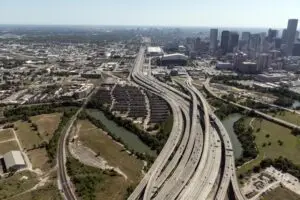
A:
[86, 109, 243, 159]
[221, 113, 243, 159]
[86, 109, 156, 156]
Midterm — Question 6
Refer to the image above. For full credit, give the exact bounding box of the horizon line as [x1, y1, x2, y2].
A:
[0, 23, 290, 30]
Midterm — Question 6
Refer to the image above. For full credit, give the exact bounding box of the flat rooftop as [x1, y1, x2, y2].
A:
[147, 47, 163, 53]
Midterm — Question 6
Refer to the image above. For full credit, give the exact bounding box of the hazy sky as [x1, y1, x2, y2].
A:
[1, 0, 300, 28]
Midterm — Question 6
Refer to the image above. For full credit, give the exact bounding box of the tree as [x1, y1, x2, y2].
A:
[260, 158, 273, 169]
[253, 165, 261, 173]
[238, 174, 244, 179]
[278, 140, 283, 146]
[291, 128, 300, 136]
[268, 142, 272, 146]
[265, 134, 270, 138]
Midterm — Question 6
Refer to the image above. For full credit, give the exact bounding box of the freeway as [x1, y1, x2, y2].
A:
[57, 88, 97, 200]
[177, 79, 220, 200]
[152, 82, 204, 200]
[128, 47, 187, 200]
[129, 45, 246, 200]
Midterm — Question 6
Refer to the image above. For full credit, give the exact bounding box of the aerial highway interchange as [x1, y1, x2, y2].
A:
[127, 46, 246, 200]
[56, 45, 247, 200]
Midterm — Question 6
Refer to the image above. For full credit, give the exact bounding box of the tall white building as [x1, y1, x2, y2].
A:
[286, 19, 298, 56]
[209, 29, 218, 52]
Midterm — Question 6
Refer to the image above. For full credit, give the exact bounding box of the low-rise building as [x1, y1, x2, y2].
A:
[236, 62, 258, 74]
[74, 83, 94, 99]
[147, 47, 164, 57]
[216, 62, 233, 70]
[3, 151, 26, 171]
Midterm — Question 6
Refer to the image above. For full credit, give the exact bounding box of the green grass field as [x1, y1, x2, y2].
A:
[261, 186, 300, 200]
[0, 171, 38, 199]
[14, 120, 42, 150]
[238, 117, 300, 175]
[271, 111, 300, 126]
[67, 156, 129, 200]
[77, 120, 144, 185]
[95, 175, 128, 200]
[14, 113, 62, 150]
[0, 140, 19, 155]
[30, 113, 62, 142]
[9, 182, 62, 200]
[27, 148, 51, 172]
[0, 129, 14, 141]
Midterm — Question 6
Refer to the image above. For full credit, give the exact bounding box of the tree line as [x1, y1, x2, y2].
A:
[209, 98, 243, 120]
[2, 102, 81, 124]
[239, 157, 300, 181]
[46, 108, 78, 164]
[234, 117, 258, 166]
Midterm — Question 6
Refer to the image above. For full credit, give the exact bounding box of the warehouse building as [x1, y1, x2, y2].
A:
[3, 151, 26, 171]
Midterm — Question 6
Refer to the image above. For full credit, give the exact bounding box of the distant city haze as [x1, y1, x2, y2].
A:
[1, 0, 300, 28]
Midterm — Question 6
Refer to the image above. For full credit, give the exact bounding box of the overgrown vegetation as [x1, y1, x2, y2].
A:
[274, 96, 294, 107]
[239, 157, 300, 181]
[66, 157, 118, 200]
[2, 102, 80, 123]
[45, 108, 77, 164]
[234, 117, 258, 166]
[209, 98, 242, 120]
[241, 98, 270, 110]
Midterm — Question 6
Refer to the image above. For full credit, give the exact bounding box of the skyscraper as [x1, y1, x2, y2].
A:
[267, 29, 278, 42]
[228, 32, 239, 53]
[194, 37, 201, 51]
[240, 32, 251, 51]
[209, 29, 218, 52]
[275, 38, 282, 49]
[295, 31, 300, 42]
[286, 19, 298, 56]
[241, 32, 251, 41]
[281, 29, 288, 44]
[221, 31, 230, 53]
[293, 43, 300, 56]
